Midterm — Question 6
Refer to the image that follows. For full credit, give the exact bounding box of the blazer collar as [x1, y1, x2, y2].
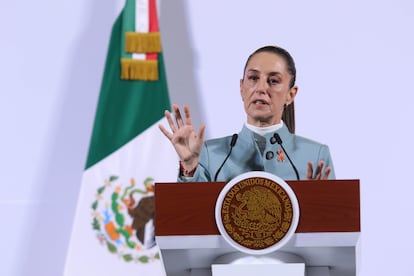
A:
[239, 123, 294, 146]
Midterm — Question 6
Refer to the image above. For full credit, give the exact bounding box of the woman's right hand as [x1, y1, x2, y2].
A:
[158, 104, 205, 171]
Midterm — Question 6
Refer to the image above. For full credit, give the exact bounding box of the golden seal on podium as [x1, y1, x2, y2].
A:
[215, 172, 299, 255]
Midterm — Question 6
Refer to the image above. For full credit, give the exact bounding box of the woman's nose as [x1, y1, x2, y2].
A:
[255, 78, 268, 93]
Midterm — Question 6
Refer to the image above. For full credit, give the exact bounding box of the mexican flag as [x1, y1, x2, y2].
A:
[64, 0, 177, 275]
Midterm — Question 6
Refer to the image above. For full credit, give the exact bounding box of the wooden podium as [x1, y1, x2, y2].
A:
[155, 180, 360, 276]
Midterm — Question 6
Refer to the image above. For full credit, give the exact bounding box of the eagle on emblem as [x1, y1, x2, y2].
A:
[121, 177, 156, 249]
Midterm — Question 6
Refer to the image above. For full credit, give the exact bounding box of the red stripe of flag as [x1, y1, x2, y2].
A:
[146, 0, 158, 60]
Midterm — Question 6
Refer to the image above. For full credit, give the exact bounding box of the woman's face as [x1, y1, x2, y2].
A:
[240, 51, 298, 127]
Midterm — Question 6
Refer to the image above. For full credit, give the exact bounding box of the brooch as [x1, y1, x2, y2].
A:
[277, 150, 285, 162]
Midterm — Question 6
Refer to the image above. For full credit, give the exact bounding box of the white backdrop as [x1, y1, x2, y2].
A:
[1, 0, 413, 275]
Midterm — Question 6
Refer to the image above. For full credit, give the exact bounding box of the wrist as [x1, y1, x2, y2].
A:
[181, 154, 198, 169]
[179, 161, 197, 177]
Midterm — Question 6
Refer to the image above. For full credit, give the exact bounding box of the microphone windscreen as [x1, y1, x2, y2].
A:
[230, 134, 238, 147]
[274, 133, 283, 144]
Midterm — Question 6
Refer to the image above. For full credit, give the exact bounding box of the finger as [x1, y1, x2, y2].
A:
[164, 110, 177, 132]
[173, 104, 184, 127]
[306, 162, 313, 179]
[183, 105, 193, 126]
[322, 166, 331, 180]
[314, 160, 324, 179]
[158, 124, 172, 140]
[198, 124, 206, 141]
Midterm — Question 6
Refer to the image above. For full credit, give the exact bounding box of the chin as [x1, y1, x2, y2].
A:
[248, 110, 271, 119]
[250, 117, 274, 125]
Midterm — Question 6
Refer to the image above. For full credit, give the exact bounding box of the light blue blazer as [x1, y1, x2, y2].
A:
[179, 124, 335, 182]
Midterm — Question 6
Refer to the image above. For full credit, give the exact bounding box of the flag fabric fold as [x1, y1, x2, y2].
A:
[64, 0, 177, 275]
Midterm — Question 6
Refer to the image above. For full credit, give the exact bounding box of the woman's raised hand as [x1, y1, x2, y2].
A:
[158, 104, 205, 170]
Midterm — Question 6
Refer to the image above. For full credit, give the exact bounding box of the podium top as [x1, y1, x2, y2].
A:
[155, 179, 360, 236]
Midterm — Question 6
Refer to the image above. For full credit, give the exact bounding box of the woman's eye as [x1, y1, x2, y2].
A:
[248, 75, 259, 81]
[268, 78, 280, 85]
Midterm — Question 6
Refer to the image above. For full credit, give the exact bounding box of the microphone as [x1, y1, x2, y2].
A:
[271, 133, 300, 180]
[214, 134, 238, 181]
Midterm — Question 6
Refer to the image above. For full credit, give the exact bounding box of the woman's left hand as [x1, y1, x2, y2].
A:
[306, 160, 331, 180]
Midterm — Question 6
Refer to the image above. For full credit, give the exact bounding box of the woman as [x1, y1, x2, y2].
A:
[159, 45, 334, 181]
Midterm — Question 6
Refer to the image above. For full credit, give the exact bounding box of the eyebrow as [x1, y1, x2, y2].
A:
[246, 69, 283, 77]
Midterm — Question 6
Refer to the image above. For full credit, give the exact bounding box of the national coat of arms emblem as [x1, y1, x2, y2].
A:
[215, 171, 299, 255]
[91, 175, 159, 263]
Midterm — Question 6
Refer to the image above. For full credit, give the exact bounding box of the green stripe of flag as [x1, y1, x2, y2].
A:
[121, 0, 135, 59]
[85, 10, 170, 169]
